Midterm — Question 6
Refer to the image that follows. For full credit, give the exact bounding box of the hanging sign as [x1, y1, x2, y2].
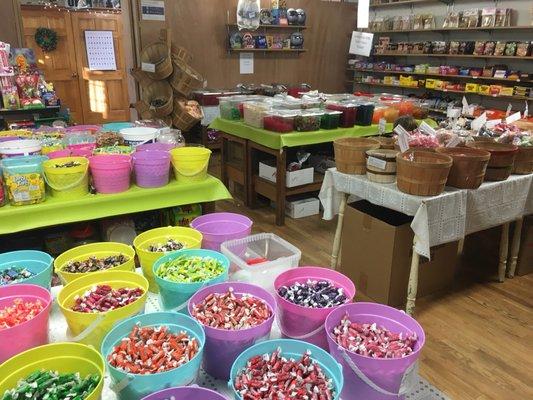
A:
[84, 31, 116, 71]
[357, 0, 370, 29]
[349, 31, 374, 57]
[141, 0, 165, 21]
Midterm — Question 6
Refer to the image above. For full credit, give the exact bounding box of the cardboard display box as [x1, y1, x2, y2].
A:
[259, 161, 314, 188]
[285, 197, 320, 219]
[340, 201, 459, 307]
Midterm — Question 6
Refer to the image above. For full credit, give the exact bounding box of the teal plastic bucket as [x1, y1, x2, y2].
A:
[101, 312, 206, 400]
[229, 339, 344, 400]
[153, 249, 230, 312]
[103, 122, 134, 132]
[0, 250, 54, 289]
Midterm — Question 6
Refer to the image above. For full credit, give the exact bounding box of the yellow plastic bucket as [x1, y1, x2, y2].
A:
[133, 227, 203, 293]
[170, 147, 212, 182]
[57, 270, 149, 347]
[55, 242, 136, 284]
[0, 342, 104, 400]
[43, 156, 89, 199]
[0, 129, 32, 139]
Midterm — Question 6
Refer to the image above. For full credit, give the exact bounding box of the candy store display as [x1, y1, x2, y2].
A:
[155, 255, 225, 283]
[277, 280, 348, 308]
[0, 298, 44, 329]
[70, 285, 145, 313]
[148, 239, 185, 252]
[62, 255, 129, 274]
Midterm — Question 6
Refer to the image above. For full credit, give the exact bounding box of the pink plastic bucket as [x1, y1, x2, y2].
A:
[188, 282, 276, 380]
[190, 212, 253, 251]
[141, 386, 226, 400]
[274, 266, 356, 350]
[66, 125, 101, 134]
[136, 142, 175, 152]
[47, 149, 72, 159]
[89, 154, 132, 194]
[68, 143, 96, 157]
[325, 303, 425, 400]
[0, 284, 53, 363]
[132, 150, 171, 188]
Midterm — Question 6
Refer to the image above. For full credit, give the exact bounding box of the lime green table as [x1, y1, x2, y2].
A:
[0, 175, 231, 235]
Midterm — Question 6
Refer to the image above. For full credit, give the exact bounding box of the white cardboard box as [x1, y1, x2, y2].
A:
[285, 197, 320, 219]
[259, 161, 314, 188]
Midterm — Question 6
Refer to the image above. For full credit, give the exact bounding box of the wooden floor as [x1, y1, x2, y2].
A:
[215, 195, 533, 400]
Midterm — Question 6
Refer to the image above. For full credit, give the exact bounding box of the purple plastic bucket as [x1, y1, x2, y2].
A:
[47, 149, 72, 159]
[325, 303, 425, 400]
[133, 150, 171, 188]
[190, 213, 253, 251]
[136, 142, 175, 152]
[141, 386, 226, 400]
[89, 154, 132, 194]
[274, 266, 356, 350]
[188, 282, 276, 380]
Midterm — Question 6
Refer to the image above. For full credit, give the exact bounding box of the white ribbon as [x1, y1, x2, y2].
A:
[276, 316, 325, 340]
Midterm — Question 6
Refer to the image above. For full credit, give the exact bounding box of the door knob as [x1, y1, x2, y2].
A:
[72, 72, 78, 78]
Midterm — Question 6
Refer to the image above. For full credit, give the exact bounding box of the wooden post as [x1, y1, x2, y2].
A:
[275, 148, 287, 226]
[331, 193, 348, 270]
[507, 218, 523, 279]
[406, 236, 420, 316]
[497, 222, 510, 283]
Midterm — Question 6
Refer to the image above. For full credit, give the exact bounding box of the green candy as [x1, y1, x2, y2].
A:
[156, 255, 225, 283]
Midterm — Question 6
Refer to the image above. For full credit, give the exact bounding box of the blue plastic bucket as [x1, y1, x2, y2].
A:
[103, 122, 134, 132]
[141, 386, 226, 400]
[229, 339, 343, 400]
[0, 250, 53, 289]
[153, 249, 230, 312]
[101, 312, 206, 400]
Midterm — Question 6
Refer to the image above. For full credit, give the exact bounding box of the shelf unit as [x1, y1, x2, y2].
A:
[370, 0, 442, 9]
[228, 48, 306, 53]
[370, 26, 533, 34]
[226, 24, 306, 30]
[373, 53, 533, 60]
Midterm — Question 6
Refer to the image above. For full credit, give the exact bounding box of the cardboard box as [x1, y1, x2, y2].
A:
[340, 201, 459, 307]
[285, 197, 319, 219]
[259, 161, 314, 188]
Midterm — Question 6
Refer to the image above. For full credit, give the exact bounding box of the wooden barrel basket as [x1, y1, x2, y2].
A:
[396, 149, 453, 196]
[374, 136, 395, 150]
[140, 41, 173, 80]
[334, 137, 380, 175]
[513, 146, 533, 174]
[466, 142, 518, 181]
[366, 149, 399, 183]
[171, 44, 193, 65]
[170, 60, 204, 98]
[141, 81, 173, 118]
[436, 147, 491, 189]
[172, 99, 204, 132]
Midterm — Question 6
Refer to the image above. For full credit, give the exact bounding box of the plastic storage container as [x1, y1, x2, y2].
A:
[243, 101, 271, 128]
[321, 111, 342, 129]
[221, 233, 301, 293]
[2, 155, 48, 206]
[263, 111, 297, 133]
[355, 102, 375, 126]
[294, 111, 323, 132]
[119, 127, 159, 147]
[326, 102, 357, 128]
[0, 139, 42, 158]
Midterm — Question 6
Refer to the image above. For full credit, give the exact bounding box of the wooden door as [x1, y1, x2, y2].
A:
[21, 7, 83, 122]
[70, 12, 130, 123]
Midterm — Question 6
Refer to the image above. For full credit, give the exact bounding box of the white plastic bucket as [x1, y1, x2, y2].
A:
[119, 127, 158, 147]
[0, 139, 42, 158]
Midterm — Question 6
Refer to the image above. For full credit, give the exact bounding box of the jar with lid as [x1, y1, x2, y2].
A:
[158, 128, 185, 148]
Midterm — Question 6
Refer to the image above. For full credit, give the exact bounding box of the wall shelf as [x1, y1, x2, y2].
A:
[374, 53, 533, 60]
[370, 26, 533, 34]
[226, 24, 307, 30]
[370, 0, 441, 9]
[229, 48, 306, 53]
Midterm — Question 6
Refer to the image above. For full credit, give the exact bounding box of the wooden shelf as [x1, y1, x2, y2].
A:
[353, 81, 533, 101]
[374, 53, 533, 60]
[371, 25, 533, 34]
[226, 24, 307, 29]
[229, 48, 307, 53]
[348, 68, 532, 84]
[370, 0, 439, 9]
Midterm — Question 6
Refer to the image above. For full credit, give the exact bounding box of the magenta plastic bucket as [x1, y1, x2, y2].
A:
[141, 386, 226, 400]
[47, 149, 72, 159]
[66, 125, 101, 134]
[0, 284, 53, 363]
[68, 143, 96, 157]
[133, 150, 171, 188]
[274, 266, 356, 350]
[325, 303, 425, 400]
[190, 213, 253, 251]
[89, 154, 132, 194]
[188, 282, 276, 380]
[136, 142, 175, 152]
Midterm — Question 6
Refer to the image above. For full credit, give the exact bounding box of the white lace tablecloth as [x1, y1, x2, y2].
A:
[319, 169, 533, 258]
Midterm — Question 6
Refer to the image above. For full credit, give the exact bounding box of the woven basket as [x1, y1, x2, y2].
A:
[171, 44, 193, 65]
[141, 81, 173, 117]
[374, 136, 395, 149]
[334, 138, 380, 175]
[366, 149, 399, 183]
[436, 147, 490, 189]
[140, 41, 172, 80]
[466, 142, 518, 181]
[397, 150, 453, 196]
[170, 60, 204, 98]
[513, 146, 533, 174]
[172, 99, 204, 132]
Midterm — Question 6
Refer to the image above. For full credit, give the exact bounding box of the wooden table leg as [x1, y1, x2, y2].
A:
[331, 193, 348, 270]
[275, 148, 287, 226]
[507, 218, 523, 279]
[406, 236, 420, 316]
[498, 222, 510, 283]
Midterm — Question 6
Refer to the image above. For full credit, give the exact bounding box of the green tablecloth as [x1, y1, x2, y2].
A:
[209, 118, 438, 150]
[0, 175, 231, 235]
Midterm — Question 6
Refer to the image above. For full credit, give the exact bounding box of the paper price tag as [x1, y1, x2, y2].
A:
[506, 103, 512, 117]
[446, 135, 461, 148]
[485, 119, 501, 129]
[378, 118, 386, 135]
[525, 101, 529, 118]
[367, 156, 387, 171]
[471, 112, 487, 132]
[141, 63, 156, 73]
[394, 124, 410, 137]
[461, 96, 469, 115]
[506, 111, 522, 124]
[447, 107, 461, 119]
[419, 121, 436, 136]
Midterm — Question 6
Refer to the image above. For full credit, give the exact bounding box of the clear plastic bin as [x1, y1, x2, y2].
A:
[320, 111, 342, 129]
[221, 233, 301, 293]
[326, 102, 358, 127]
[263, 111, 297, 133]
[294, 110, 324, 132]
[243, 101, 272, 128]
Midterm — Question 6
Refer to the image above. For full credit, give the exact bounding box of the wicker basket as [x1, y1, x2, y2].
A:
[171, 44, 193, 65]
[140, 39, 172, 80]
[170, 60, 204, 98]
[141, 81, 173, 117]
[466, 142, 518, 181]
[374, 136, 395, 149]
[172, 99, 204, 132]
[366, 149, 399, 183]
[436, 147, 490, 189]
[396, 150, 453, 196]
[513, 146, 533, 174]
[334, 138, 380, 175]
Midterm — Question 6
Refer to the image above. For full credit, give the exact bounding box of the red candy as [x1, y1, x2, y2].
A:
[234, 348, 336, 400]
[71, 285, 144, 313]
[191, 288, 272, 330]
[333, 315, 417, 359]
[0, 298, 44, 329]
[108, 325, 199, 375]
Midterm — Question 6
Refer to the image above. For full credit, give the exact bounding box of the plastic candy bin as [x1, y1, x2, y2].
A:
[221, 233, 301, 293]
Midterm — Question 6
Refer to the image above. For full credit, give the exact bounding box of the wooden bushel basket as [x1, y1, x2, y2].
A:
[141, 81, 173, 117]
[333, 137, 380, 175]
[140, 29, 173, 80]
[171, 44, 193, 65]
[396, 150, 453, 196]
[513, 146, 533, 174]
[436, 147, 491, 189]
[170, 60, 204, 98]
[466, 142, 518, 181]
[172, 99, 204, 132]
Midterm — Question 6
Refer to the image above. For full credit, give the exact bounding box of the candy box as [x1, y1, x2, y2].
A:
[499, 87, 514, 96]
[425, 79, 437, 89]
[465, 83, 479, 93]
[489, 85, 502, 95]
[479, 85, 491, 95]
[259, 161, 314, 188]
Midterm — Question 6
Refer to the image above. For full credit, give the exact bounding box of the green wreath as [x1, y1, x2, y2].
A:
[35, 27, 58, 52]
